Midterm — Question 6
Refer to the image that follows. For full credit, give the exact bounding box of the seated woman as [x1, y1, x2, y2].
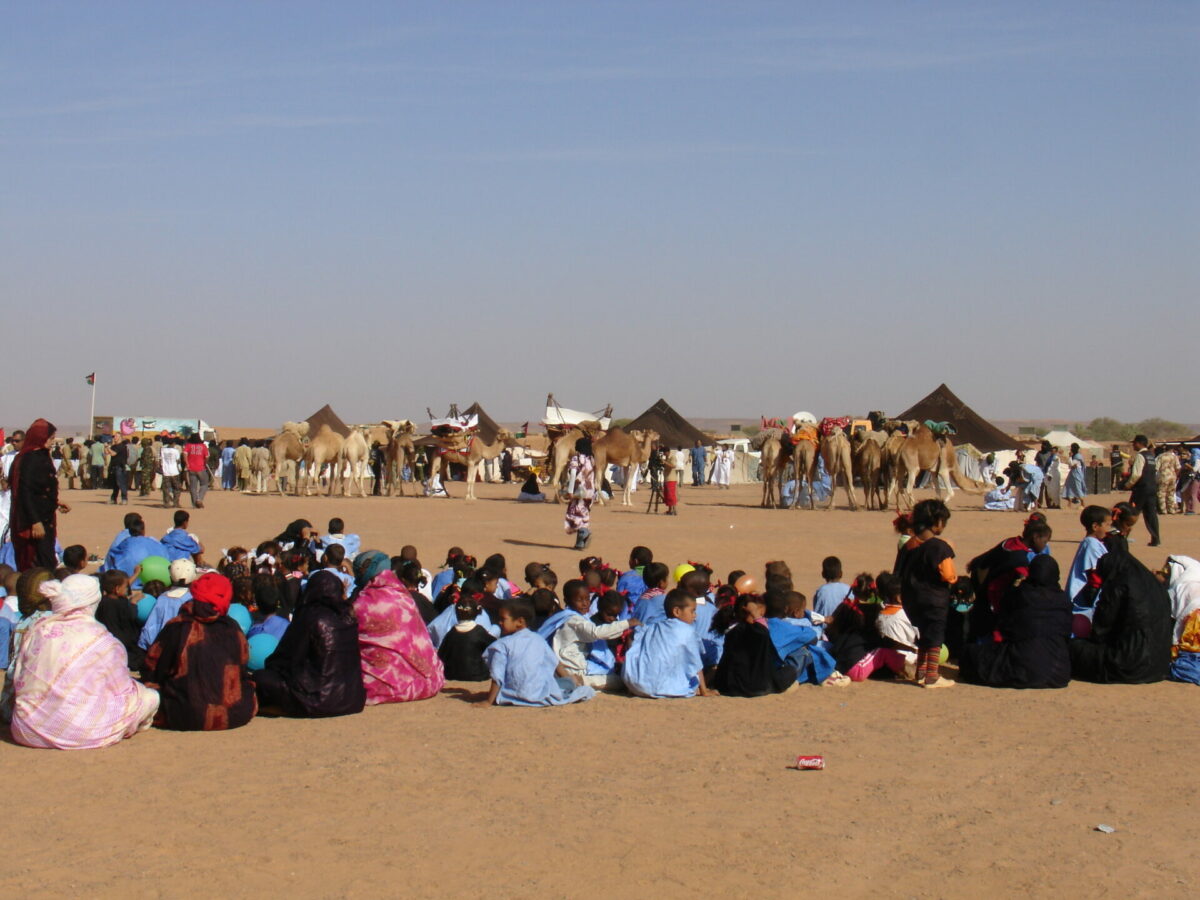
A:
[254, 570, 365, 717]
[7, 575, 159, 749]
[712, 594, 797, 697]
[142, 572, 257, 730]
[967, 516, 1052, 643]
[351, 550, 444, 705]
[960, 556, 1073, 689]
[1069, 548, 1173, 684]
[1165, 555, 1200, 684]
[516, 472, 545, 502]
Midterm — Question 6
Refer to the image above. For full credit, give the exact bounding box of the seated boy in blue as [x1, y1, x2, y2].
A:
[101, 512, 140, 568]
[320, 517, 361, 562]
[101, 514, 168, 586]
[812, 556, 851, 618]
[764, 590, 838, 685]
[138, 558, 197, 649]
[483, 597, 595, 706]
[623, 590, 715, 699]
[248, 578, 290, 640]
[161, 510, 204, 564]
[318, 543, 355, 598]
[631, 562, 670, 626]
[1066, 505, 1110, 610]
[616, 546, 653, 600]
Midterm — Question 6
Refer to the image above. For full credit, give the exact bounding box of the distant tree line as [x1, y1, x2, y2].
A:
[1074, 417, 1192, 442]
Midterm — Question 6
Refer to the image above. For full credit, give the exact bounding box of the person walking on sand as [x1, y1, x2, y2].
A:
[564, 437, 595, 550]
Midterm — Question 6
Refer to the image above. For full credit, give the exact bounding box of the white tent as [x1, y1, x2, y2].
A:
[1041, 430, 1103, 452]
[542, 397, 611, 431]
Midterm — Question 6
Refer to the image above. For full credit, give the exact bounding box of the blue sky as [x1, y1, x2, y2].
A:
[3, 1, 1197, 428]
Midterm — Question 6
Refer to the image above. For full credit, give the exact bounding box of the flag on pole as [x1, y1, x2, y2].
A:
[85, 373, 95, 385]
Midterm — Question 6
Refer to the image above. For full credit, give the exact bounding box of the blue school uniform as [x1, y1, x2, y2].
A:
[623, 618, 703, 698]
[138, 589, 192, 649]
[616, 568, 646, 600]
[483, 628, 595, 706]
[320, 533, 362, 561]
[1066, 536, 1107, 617]
[248, 614, 289, 639]
[586, 636, 618, 676]
[103, 535, 170, 587]
[160, 528, 201, 562]
[632, 590, 668, 626]
[766, 618, 837, 685]
[428, 604, 499, 648]
[429, 567, 456, 598]
[537, 608, 581, 641]
[812, 582, 852, 619]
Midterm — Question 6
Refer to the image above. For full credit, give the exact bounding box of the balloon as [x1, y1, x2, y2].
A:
[938, 644, 950, 665]
[136, 595, 157, 624]
[137, 555, 171, 589]
[247, 633, 279, 671]
[227, 603, 252, 634]
[673, 564, 695, 585]
[734, 574, 759, 595]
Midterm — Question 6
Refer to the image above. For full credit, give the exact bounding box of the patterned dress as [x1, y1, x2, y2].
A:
[564, 453, 595, 535]
[353, 569, 445, 705]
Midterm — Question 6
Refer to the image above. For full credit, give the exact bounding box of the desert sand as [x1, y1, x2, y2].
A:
[3, 481, 1194, 898]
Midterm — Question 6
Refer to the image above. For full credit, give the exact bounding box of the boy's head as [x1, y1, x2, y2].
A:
[562, 579, 589, 612]
[328, 517, 344, 535]
[595, 590, 625, 624]
[127, 514, 146, 537]
[530, 588, 560, 618]
[253, 575, 282, 615]
[99, 569, 130, 598]
[16, 568, 54, 616]
[821, 556, 843, 582]
[664, 589, 696, 624]
[629, 546, 653, 569]
[484, 553, 507, 577]
[1080, 505, 1111, 537]
[763, 587, 790, 619]
[173, 509, 189, 529]
[764, 560, 792, 582]
[399, 544, 418, 562]
[323, 544, 346, 568]
[498, 597, 535, 634]
[680, 570, 710, 600]
[876, 573, 901, 603]
[61, 544, 87, 574]
[764, 572, 793, 595]
[142, 579, 167, 598]
[642, 562, 669, 591]
[787, 591, 808, 618]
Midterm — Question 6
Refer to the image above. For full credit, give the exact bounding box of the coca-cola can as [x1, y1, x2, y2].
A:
[793, 755, 825, 770]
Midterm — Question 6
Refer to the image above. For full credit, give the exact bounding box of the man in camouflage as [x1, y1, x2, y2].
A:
[1155, 446, 1181, 515]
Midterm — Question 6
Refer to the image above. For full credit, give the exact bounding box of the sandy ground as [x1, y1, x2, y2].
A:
[4, 480, 1195, 898]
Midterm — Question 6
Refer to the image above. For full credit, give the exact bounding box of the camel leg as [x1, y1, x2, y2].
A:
[465, 460, 477, 500]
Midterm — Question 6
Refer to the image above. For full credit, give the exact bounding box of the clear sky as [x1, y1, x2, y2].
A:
[3, 1, 1197, 429]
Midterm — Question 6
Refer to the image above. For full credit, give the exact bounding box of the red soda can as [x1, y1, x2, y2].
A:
[793, 755, 825, 770]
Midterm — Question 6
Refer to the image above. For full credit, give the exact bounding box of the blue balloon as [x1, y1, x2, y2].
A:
[227, 603, 252, 634]
[247, 633, 279, 671]
[136, 595, 157, 625]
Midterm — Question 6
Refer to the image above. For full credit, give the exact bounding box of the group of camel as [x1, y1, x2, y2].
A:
[756, 418, 984, 511]
[270, 420, 420, 498]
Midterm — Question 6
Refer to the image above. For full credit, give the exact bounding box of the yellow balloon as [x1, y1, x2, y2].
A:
[673, 563, 695, 584]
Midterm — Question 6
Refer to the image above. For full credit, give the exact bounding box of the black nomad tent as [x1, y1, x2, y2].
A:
[626, 398, 712, 448]
[895, 384, 1021, 453]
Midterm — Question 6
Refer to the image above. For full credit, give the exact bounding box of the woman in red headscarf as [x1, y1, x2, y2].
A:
[8, 419, 70, 571]
[141, 572, 257, 730]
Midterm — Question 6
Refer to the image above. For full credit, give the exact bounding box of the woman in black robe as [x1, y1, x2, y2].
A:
[1068, 548, 1173, 684]
[7, 419, 69, 571]
[960, 556, 1073, 689]
[253, 570, 365, 717]
[713, 596, 797, 697]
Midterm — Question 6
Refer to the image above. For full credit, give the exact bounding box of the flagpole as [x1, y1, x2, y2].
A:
[88, 375, 96, 439]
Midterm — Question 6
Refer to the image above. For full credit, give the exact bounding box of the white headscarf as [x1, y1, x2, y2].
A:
[1166, 555, 1200, 643]
[40, 574, 102, 617]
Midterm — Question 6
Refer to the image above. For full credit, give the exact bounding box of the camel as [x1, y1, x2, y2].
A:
[339, 429, 371, 497]
[751, 430, 789, 508]
[300, 424, 345, 496]
[851, 430, 887, 510]
[425, 430, 520, 500]
[383, 420, 419, 497]
[592, 428, 657, 506]
[787, 435, 820, 510]
[818, 427, 859, 510]
[271, 422, 308, 497]
[889, 424, 986, 509]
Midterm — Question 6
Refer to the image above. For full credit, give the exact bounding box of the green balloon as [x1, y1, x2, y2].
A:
[938, 644, 950, 665]
[138, 555, 171, 587]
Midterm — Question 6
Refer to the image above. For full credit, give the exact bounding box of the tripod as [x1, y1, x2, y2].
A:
[645, 475, 664, 514]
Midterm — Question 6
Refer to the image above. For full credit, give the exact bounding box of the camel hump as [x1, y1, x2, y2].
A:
[282, 421, 310, 437]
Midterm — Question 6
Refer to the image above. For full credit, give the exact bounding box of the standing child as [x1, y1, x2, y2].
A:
[812, 556, 851, 618]
[438, 594, 496, 681]
[482, 598, 594, 705]
[623, 591, 714, 698]
[898, 499, 957, 688]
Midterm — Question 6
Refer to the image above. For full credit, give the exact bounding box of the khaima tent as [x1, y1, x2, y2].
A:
[542, 395, 612, 431]
[305, 404, 351, 438]
[626, 398, 712, 449]
[460, 402, 503, 444]
[1040, 430, 1103, 452]
[895, 384, 1021, 453]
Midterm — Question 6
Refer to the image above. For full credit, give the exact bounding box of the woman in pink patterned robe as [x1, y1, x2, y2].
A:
[351, 551, 444, 704]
